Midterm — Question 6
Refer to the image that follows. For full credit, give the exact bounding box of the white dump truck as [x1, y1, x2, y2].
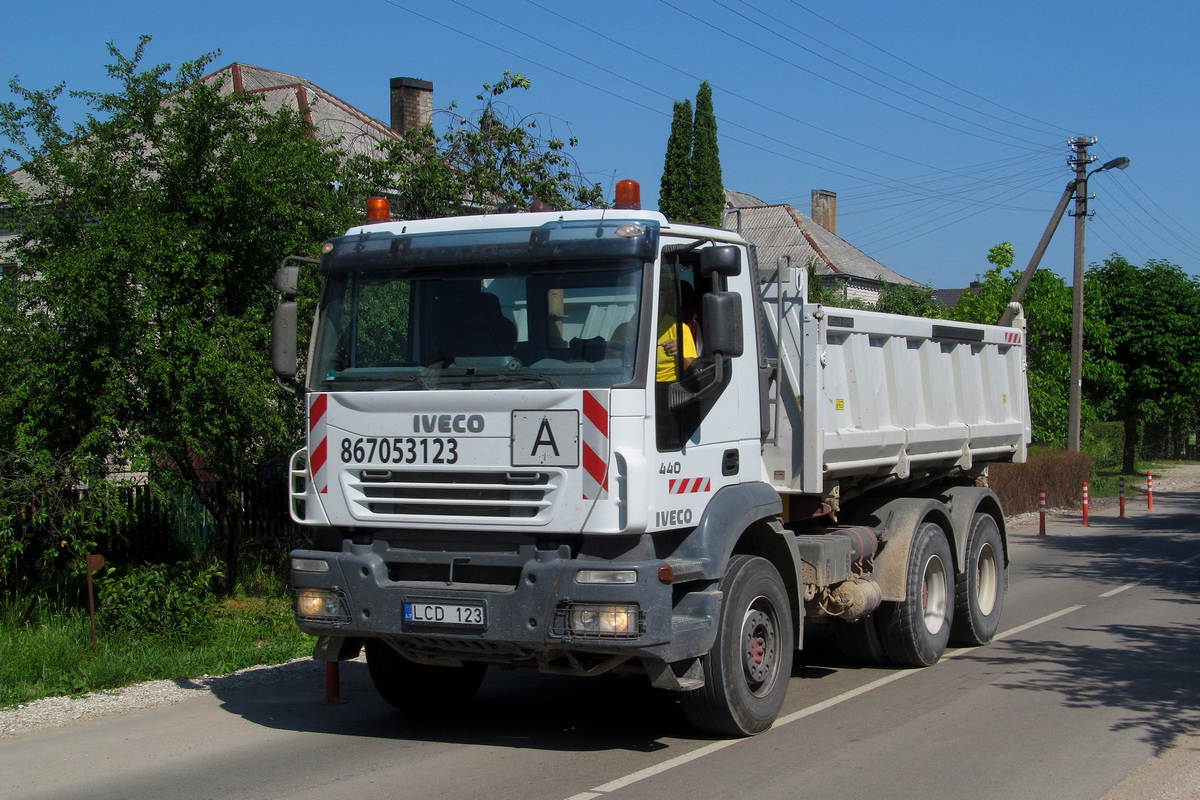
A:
[272, 180, 1029, 735]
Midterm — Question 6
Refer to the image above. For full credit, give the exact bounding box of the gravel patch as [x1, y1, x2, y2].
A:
[1, 656, 326, 738]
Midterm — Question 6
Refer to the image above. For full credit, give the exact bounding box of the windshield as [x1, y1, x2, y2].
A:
[311, 259, 643, 391]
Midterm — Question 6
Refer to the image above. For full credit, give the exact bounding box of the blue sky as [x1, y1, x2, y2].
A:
[4, 0, 1198, 289]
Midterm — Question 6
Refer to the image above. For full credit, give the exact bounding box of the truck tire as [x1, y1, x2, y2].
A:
[876, 522, 953, 667]
[365, 638, 487, 714]
[681, 555, 794, 736]
[834, 615, 887, 664]
[950, 513, 1005, 646]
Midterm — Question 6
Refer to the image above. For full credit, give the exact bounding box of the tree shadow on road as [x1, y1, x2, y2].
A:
[994, 491, 1200, 754]
[1017, 490, 1200, 589]
[979, 614, 1200, 755]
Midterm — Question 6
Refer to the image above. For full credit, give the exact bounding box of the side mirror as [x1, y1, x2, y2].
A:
[700, 245, 741, 278]
[274, 264, 300, 300]
[668, 292, 742, 411]
[702, 292, 743, 357]
[272, 301, 298, 380]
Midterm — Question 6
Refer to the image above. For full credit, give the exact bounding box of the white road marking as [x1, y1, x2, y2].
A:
[991, 605, 1085, 641]
[562, 604, 1087, 800]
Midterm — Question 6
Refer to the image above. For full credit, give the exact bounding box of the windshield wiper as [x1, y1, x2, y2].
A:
[447, 373, 561, 389]
[328, 374, 431, 389]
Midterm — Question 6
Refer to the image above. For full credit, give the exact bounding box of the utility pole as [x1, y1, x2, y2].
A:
[1067, 136, 1095, 453]
[1004, 139, 1128, 448]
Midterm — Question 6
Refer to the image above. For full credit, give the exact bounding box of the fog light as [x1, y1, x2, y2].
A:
[294, 588, 349, 622]
[569, 603, 638, 636]
[291, 557, 329, 573]
[576, 569, 637, 584]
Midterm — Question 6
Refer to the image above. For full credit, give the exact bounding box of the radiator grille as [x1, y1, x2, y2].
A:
[347, 469, 558, 522]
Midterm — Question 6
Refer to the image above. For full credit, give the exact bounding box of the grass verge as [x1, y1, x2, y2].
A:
[0, 594, 313, 708]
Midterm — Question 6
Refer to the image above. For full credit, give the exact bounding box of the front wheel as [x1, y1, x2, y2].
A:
[681, 555, 794, 736]
[365, 638, 487, 715]
[876, 522, 954, 667]
[951, 513, 1005, 646]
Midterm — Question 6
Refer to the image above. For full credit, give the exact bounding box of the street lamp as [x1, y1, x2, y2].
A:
[1067, 148, 1130, 452]
[1092, 156, 1131, 176]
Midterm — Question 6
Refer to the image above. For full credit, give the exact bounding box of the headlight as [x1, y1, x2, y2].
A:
[291, 557, 329, 573]
[294, 588, 350, 623]
[569, 603, 639, 636]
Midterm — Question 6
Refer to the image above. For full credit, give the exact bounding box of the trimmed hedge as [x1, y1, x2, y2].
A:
[988, 448, 1093, 516]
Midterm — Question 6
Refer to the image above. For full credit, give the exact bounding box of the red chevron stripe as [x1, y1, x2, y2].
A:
[582, 441, 608, 492]
[309, 393, 327, 431]
[582, 390, 608, 438]
[310, 437, 327, 479]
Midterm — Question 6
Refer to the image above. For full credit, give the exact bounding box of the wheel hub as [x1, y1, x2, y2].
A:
[921, 554, 948, 635]
[742, 607, 776, 685]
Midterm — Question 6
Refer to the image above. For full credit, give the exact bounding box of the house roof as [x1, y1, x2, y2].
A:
[724, 189, 768, 209]
[203, 63, 401, 160]
[722, 193, 921, 286]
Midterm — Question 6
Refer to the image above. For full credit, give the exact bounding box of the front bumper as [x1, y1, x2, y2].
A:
[290, 537, 719, 666]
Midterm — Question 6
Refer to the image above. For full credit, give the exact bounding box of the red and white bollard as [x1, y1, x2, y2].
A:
[1119, 476, 1126, 518]
[1147, 472, 1154, 511]
[319, 661, 348, 705]
[1039, 488, 1047, 537]
[1082, 481, 1089, 526]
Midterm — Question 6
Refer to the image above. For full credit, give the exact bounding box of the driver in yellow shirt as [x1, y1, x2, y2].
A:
[657, 313, 695, 381]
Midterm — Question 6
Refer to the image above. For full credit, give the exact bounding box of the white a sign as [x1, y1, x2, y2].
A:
[511, 410, 579, 467]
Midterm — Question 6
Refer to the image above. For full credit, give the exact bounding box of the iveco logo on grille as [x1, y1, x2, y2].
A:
[412, 414, 486, 434]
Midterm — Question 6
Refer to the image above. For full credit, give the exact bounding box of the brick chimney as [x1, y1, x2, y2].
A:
[811, 189, 837, 234]
[390, 77, 433, 133]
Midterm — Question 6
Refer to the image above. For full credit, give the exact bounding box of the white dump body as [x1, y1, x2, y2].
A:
[760, 266, 1030, 495]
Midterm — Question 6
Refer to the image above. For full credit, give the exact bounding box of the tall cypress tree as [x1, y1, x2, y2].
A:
[690, 81, 724, 226]
[658, 99, 692, 221]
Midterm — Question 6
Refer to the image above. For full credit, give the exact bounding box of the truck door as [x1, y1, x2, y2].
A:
[651, 246, 753, 528]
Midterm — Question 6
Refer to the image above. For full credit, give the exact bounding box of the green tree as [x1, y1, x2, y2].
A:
[874, 281, 939, 317]
[948, 243, 1080, 444]
[690, 82, 724, 226]
[805, 262, 839, 305]
[0, 38, 375, 593]
[658, 99, 693, 221]
[385, 71, 603, 216]
[1085, 256, 1200, 472]
[951, 243, 1016, 324]
[657, 83, 724, 225]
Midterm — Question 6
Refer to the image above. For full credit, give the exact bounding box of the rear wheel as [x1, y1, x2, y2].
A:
[876, 522, 954, 667]
[681, 555, 794, 736]
[951, 513, 1005, 646]
[365, 638, 487, 714]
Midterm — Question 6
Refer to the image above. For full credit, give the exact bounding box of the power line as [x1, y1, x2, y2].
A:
[520, 0, 979, 178]
[785, 0, 1076, 139]
[656, 0, 1052, 151]
[712, 0, 1060, 145]
[425, 0, 1061, 203]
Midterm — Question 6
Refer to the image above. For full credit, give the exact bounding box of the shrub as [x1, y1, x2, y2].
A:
[98, 561, 222, 640]
[988, 448, 1093, 516]
[1084, 421, 1124, 470]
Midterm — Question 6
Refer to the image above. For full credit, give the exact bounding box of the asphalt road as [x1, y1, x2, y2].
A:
[3, 489, 1198, 800]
